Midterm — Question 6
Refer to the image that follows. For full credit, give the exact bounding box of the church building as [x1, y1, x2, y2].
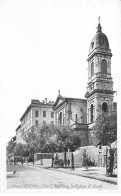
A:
[53, 20, 116, 146]
[15, 20, 116, 147]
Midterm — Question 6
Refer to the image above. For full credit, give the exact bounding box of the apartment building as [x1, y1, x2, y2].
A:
[13, 99, 55, 144]
[15, 124, 25, 144]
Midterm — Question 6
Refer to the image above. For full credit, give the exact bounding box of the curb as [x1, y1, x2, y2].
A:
[48, 167, 117, 185]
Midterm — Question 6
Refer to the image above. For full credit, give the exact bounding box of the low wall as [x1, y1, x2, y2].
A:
[54, 146, 107, 167]
[34, 153, 53, 161]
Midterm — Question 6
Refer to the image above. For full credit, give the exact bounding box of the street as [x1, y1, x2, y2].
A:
[7, 164, 117, 189]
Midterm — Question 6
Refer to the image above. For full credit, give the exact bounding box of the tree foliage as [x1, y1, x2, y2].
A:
[53, 126, 82, 152]
[23, 124, 82, 153]
[7, 140, 29, 157]
[7, 140, 16, 155]
[13, 143, 29, 157]
[93, 111, 117, 146]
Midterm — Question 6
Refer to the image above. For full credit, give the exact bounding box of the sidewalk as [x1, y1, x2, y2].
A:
[49, 167, 117, 185]
[26, 161, 117, 185]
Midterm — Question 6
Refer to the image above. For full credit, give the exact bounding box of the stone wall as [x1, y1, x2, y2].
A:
[54, 145, 107, 167]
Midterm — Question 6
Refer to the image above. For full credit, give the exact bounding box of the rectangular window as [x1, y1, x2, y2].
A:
[43, 111, 46, 117]
[51, 112, 54, 118]
[35, 110, 39, 117]
[35, 120, 38, 126]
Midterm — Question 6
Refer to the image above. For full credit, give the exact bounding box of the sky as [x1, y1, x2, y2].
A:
[0, 0, 121, 145]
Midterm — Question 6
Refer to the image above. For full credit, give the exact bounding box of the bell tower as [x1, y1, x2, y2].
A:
[85, 19, 115, 129]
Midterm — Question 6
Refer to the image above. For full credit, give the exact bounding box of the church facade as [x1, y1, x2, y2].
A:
[53, 21, 116, 146]
[53, 90, 87, 127]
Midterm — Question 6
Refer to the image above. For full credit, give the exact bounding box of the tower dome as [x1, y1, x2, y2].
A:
[89, 22, 110, 54]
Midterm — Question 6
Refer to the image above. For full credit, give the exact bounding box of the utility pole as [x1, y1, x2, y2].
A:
[33, 150, 34, 165]
[51, 153, 54, 167]
[71, 152, 74, 170]
[40, 153, 43, 165]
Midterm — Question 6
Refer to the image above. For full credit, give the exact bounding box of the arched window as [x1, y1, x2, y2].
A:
[60, 112, 62, 125]
[101, 59, 107, 74]
[91, 62, 94, 76]
[91, 104, 93, 123]
[102, 102, 108, 113]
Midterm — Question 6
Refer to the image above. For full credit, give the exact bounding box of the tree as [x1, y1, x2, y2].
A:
[13, 143, 29, 157]
[45, 125, 82, 152]
[22, 126, 40, 163]
[23, 126, 39, 153]
[93, 111, 117, 146]
[93, 110, 117, 176]
[13, 143, 23, 156]
[23, 124, 82, 154]
[7, 140, 16, 156]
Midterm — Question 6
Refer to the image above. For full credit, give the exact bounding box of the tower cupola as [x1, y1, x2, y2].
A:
[88, 19, 111, 58]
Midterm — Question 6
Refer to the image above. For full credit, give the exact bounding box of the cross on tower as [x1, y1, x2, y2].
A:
[98, 16, 100, 24]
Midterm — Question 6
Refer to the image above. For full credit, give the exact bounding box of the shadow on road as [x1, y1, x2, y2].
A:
[7, 174, 17, 179]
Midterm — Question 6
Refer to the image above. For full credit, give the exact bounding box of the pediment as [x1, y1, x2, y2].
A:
[57, 99, 63, 106]
[53, 96, 65, 110]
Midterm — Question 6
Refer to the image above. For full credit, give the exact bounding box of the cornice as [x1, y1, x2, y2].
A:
[20, 102, 54, 121]
[85, 89, 115, 98]
[87, 50, 112, 61]
[53, 97, 86, 111]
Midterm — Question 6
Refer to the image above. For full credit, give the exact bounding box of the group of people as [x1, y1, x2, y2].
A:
[8, 156, 24, 165]
[8, 156, 33, 165]
[53, 156, 70, 167]
[65, 159, 70, 167]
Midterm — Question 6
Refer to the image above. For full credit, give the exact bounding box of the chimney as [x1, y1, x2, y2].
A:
[58, 90, 60, 96]
[45, 98, 47, 104]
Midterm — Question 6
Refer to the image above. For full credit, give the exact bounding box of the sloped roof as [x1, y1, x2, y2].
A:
[20, 99, 54, 121]
[53, 94, 86, 110]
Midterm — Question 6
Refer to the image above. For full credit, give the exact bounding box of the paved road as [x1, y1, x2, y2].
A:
[7, 164, 117, 189]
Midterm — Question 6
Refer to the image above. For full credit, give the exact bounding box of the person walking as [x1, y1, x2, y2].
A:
[85, 155, 88, 170]
[67, 159, 70, 167]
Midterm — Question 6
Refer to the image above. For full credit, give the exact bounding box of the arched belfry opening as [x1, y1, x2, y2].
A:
[91, 62, 94, 76]
[101, 59, 107, 74]
[102, 102, 108, 113]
